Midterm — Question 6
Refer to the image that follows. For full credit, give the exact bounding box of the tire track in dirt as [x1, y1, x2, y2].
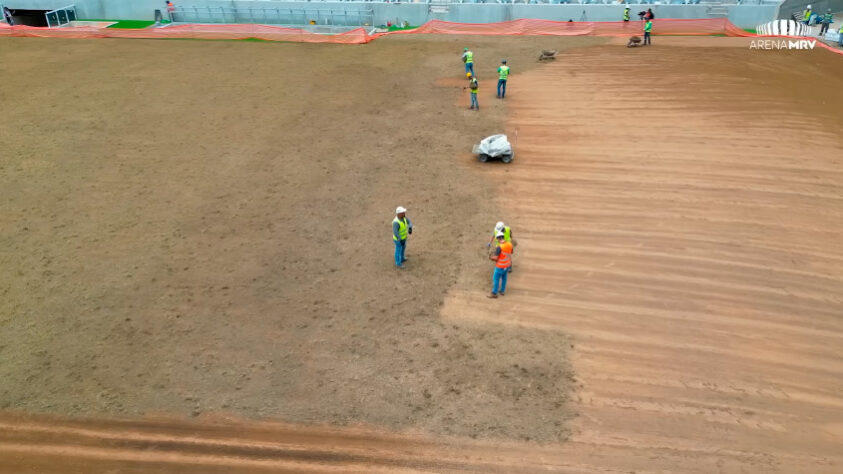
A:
[442, 42, 843, 472]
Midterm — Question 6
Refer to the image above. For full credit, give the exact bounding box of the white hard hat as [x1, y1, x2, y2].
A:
[495, 231, 505, 238]
[396, 206, 407, 214]
[495, 221, 505, 231]
[807, 4, 811, 8]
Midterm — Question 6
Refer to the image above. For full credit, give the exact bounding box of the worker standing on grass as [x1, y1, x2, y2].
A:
[644, 18, 653, 46]
[497, 60, 510, 99]
[819, 9, 832, 36]
[464, 74, 479, 110]
[462, 47, 475, 77]
[392, 206, 413, 268]
[488, 232, 513, 298]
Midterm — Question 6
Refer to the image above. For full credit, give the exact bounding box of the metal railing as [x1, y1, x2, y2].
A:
[45, 4, 76, 28]
[172, 6, 374, 26]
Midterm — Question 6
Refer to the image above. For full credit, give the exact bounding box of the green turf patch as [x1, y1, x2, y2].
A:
[81, 19, 167, 29]
[386, 24, 418, 31]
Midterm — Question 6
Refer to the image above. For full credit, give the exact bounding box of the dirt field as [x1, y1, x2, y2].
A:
[2, 34, 843, 473]
[0, 35, 602, 442]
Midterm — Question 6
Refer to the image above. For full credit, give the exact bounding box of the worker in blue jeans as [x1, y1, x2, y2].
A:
[497, 60, 510, 98]
[488, 232, 513, 298]
[392, 206, 412, 268]
[462, 48, 474, 76]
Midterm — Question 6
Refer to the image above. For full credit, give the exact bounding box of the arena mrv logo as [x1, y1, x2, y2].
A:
[751, 19, 817, 50]
[749, 39, 817, 50]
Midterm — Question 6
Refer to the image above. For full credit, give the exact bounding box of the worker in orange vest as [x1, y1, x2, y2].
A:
[166, 1, 175, 22]
[488, 232, 513, 298]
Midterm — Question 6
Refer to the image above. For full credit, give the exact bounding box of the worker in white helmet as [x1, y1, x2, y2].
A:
[803, 5, 813, 25]
[392, 206, 413, 268]
[488, 232, 513, 298]
[487, 221, 513, 248]
[487, 221, 515, 273]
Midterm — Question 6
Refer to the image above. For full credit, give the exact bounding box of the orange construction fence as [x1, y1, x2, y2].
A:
[0, 22, 372, 43]
[3, 17, 842, 55]
[393, 18, 750, 37]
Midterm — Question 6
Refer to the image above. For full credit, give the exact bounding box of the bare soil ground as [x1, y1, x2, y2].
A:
[0, 35, 598, 442]
[2, 35, 843, 473]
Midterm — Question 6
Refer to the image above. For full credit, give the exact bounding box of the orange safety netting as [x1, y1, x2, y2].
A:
[392, 18, 750, 37]
[0, 23, 372, 44]
[2, 17, 842, 55]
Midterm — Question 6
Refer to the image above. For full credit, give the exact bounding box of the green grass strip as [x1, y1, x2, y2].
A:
[81, 19, 168, 29]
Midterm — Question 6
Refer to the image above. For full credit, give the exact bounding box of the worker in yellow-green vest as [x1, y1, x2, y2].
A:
[803, 5, 812, 25]
[392, 206, 413, 268]
[623, 6, 630, 22]
[838, 23, 843, 47]
[497, 59, 510, 99]
[819, 9, 832, 36]
[644, 19, 653, 46]
[487, 221, 512, 248]
[462, 47, 474, 76]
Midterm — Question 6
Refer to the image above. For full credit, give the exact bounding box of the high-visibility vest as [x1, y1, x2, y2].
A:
[496, 242, 513, 269]
[470, 79, 478, 92]
[492, 226, 512, 243]
[623, 9, 630, 20]
[804, 9, 811, 20]
[393, 217, 409, 241]
[498, 65, 510, 80]
[839, 24, 843, 33]
[465, 51, 473, 63]
[644, 21, 653, 32]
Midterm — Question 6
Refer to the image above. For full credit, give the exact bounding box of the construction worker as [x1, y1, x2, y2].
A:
[488, 232, 513, 298]
[462, 47, 474, 77]
[166, 1, 175, 22]
[839, 23, 843, 46]
[392, 206, 413, 268]
[644, 18, 653, 46]
[819, 9, 833, 36]
[464, 73, 479, 110]
[497, 60, 510, 99]
[487, 221, 512, 248]
[623, 6, 630, 22]
[487, 221, 515, 272]
[803, 5, 812, 25]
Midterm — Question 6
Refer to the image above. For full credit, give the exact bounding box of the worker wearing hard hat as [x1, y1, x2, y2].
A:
[392, 206, 413, 268]
[803, 5, 812, 25]
[623, 6, 630, 22]
[839, 22, 843, 46]
[488, 232, 513, 298]
[819, 9, 833, 36]
[487, 221, 512, 248]
[462, 47, 474, 77]
[487, 221, 515, 273]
